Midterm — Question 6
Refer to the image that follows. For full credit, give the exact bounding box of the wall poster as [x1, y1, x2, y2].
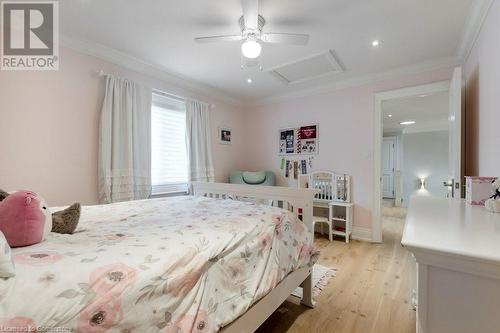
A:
[279, 124, 318, 155]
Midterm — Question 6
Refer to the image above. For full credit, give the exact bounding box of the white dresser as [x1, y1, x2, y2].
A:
[402, 196, 500, 333]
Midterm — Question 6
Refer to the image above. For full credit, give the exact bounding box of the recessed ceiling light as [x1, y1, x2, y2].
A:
[247, 78, 252, 83]
[372, 40, 380, 47]
[387, 114, 393, 118]
[400, 121, 416, 125]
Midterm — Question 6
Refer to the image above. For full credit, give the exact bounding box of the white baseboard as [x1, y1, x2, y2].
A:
[352, 226, 372, 242]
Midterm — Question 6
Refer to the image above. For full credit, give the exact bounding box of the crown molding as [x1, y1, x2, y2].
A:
[250, 56, 459, 107]
[400, 123, 449, 135]
[60, 0, 492, 110]
[457, 0, 495, 62]
[244, 1, 494, 108]
[60, 35, 243, 108]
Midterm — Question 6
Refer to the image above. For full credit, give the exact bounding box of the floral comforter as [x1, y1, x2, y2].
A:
[0, 196, 317, 333]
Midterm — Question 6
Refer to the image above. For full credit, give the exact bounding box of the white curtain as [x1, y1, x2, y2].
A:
[98, 75, 152, 203]
[186, 100, 215, 182]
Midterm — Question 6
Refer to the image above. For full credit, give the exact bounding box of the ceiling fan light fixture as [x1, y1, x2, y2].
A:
[241, 40, 261, 59]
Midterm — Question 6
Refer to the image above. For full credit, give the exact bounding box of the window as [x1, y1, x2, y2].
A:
[151, 93, 189, 195]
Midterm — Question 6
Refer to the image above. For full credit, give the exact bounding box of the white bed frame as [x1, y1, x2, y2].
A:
[191, 182, 318, 333]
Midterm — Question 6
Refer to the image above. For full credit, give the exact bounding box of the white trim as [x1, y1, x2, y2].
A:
[58, 0, 491, 109]
[372, 81, 451, 243]
[351, 226, 372, 242]
[456, 0, 495, 62]
[401, 123, 449, 134]
[253, 57, 458, 107]
[60, 35, 243, 108]
[253, 0, 490, 107]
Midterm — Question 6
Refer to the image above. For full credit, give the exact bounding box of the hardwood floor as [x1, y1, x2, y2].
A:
[257, 212, 416, 333]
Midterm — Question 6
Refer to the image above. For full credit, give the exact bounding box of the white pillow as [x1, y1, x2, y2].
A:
[0, 231, 15, 278]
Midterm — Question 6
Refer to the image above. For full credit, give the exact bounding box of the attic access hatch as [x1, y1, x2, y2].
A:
[268, 50, 344, 85]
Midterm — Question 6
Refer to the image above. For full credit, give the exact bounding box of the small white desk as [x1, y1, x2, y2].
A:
[402, 196, 500, 333]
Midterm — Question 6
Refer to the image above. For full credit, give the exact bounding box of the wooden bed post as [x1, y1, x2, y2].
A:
[300, 197, 315, 308]
[301, 272, 314, 308]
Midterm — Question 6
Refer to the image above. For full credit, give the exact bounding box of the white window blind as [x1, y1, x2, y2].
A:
[151, 93, 189, 195]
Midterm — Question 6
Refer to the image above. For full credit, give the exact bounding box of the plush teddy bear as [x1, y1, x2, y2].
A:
[485, 178, 500, 213]
[0, 190, 81, 247]
[0, 191, 52, 247]
[52, 203, 81, 234]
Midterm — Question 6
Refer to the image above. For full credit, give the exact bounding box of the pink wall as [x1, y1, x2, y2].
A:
[244, 68, 453, 228]
[0, 42, 455, 231]
[0, 47, 247, 206]
[463, 0, 500, 177]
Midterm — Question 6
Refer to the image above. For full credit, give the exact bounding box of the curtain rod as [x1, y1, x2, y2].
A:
[96, 69, 215, 109]
[153, 89, 215, 109]
[152, 89, 185, 103]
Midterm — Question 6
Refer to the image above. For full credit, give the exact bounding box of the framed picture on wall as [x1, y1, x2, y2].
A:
[298, 125, 318, 154]
[279, 124, 318, 155]
[219, 127, 232, 145]
[279, 128, 296, 154]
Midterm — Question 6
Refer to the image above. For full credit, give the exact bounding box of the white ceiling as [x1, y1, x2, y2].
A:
[383, 91, 449, 133]
[60, 0, 477, 103]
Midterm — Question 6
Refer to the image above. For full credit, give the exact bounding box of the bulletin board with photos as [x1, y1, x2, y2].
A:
[279, 124, 318, 155]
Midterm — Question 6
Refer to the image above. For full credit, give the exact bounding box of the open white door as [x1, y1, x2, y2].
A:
[448, 67, 463, 198]
[382, 137, 396, 199]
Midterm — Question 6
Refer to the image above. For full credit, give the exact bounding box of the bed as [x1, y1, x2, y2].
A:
[0, 182, 318, 333]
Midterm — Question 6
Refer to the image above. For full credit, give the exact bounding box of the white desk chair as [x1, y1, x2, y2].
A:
[313, 216, 333, 242]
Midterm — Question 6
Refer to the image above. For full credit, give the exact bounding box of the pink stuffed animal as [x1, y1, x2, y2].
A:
[0, 191, 52, 247]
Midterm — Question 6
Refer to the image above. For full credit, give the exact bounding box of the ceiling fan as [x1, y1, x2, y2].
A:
[194, 0, 309, 60]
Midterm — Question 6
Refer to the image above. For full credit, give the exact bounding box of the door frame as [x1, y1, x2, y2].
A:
[382, 136, 397, 199]
[372, 81, 450, 243]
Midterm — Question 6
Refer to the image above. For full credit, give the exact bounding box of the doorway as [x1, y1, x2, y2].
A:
[372, 67, 463, 242]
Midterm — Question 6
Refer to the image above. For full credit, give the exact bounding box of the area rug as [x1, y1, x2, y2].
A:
[291, 264, 337, 299]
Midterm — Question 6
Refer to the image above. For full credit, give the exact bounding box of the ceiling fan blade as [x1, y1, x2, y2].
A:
[194, 35, 242, 43]
[241, 0, 259, 29]
[261, 33, 309, 45]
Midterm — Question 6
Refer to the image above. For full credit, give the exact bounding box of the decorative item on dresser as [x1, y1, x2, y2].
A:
[298, 171, 352, 242]
[465, 176, 498, 206]
[485, 178, 500, 213]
